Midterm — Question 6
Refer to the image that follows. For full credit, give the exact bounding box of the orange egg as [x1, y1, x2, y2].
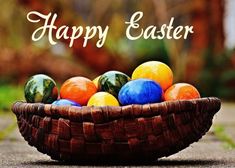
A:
[60, 77, 97, 105]
[164, 83, 200, 101]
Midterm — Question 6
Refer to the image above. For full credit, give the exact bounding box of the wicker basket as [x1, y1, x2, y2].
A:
[12, 97, 220, 162]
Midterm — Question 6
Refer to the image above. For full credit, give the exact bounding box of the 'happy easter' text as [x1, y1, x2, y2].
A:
[27, 11, 194, 48]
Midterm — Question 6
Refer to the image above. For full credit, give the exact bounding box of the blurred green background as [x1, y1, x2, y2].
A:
[0, 0, 235, 113]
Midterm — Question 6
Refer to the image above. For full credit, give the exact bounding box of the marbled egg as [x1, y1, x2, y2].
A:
[52, 99, 81, 107]
[24, 74, 58, 103]
[118, 79, 163, 105]
[98, 71, 130, 97]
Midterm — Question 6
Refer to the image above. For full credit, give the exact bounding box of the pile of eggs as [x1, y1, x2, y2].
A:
[24, 61, 200, 107]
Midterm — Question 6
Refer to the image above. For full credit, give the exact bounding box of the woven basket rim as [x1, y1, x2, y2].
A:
[12, 97, 221, 161]
[12, 97, 221, 124]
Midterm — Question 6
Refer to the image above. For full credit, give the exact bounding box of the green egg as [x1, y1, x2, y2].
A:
[24, 74, 58, 103]
[98, 71, 130, 97]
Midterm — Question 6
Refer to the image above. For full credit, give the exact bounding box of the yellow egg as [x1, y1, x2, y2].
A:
[132, 61, 173, 91]
[92, 75, 101, 89]
[87, 92, 119, 106]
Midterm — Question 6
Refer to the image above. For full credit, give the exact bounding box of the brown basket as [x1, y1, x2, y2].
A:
[12, 97, 221, 162]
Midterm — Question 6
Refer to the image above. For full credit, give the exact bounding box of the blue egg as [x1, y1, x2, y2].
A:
[52, 99, 81, 107]
[118, 79, 163, 105]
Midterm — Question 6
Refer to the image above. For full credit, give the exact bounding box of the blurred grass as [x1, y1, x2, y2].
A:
[0, 84, 22, 141]
[0, 122, 17, 141]
[0, 84, 24, 113]
[213, 124, 235, 149]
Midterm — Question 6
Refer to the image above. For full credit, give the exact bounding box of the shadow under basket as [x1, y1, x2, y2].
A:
[12, 97, 221, 162]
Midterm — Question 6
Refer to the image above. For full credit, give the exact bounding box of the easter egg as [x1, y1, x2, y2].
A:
[52, 99, 81, 107]
[24, 74, 58, 103]
[164, 83, 201, 101]
[60, 77, 97, 105]
[87, 92, 119, 106]
[98, 71, 130, 97]
[132, 61, 173, 91]
[92, 75, 101, 89]
[118, 79, 163, 105]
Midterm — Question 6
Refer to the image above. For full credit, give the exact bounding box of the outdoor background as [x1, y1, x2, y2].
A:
[1, 0, 235, 104]
[0, 0, 235, 167]
[0, 0, 235, 147]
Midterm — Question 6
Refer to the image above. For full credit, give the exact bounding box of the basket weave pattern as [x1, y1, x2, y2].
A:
[12, 97, 221, 161]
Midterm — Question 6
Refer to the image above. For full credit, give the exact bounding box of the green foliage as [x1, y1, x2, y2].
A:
[198, 49, 235, 100]
[213, 125, 235, 149]
[132, 39, 169, 64]
[0, 122, 17, 141]
[0, 84, 24, 112]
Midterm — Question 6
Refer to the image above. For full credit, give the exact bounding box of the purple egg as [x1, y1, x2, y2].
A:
[52, 99, 81, 107]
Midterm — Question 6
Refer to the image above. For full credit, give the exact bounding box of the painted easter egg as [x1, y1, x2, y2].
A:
[132, 61, 173, 91]
[87, 92, 119, 106]
[98, 71, 130, 97]
[52, 99, 81, 107]
[60, 76, 97, 105]
[164, 83, 201, 101]
[118, 79, 163, 105]
[24, 74, 58, 103]
[92, 75, 101, 89]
